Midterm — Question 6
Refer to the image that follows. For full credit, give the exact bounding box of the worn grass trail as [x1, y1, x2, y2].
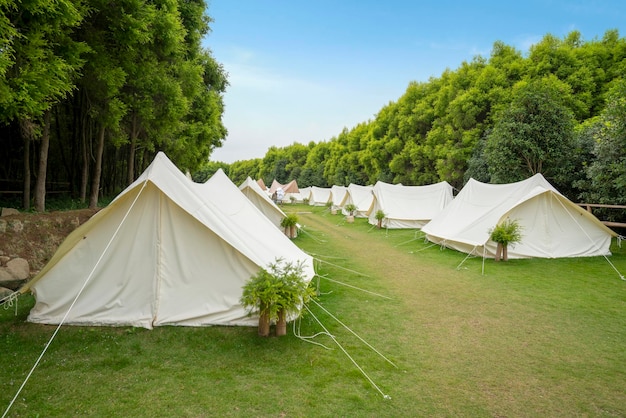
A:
[2, 206, 625, 417]
[294, 207, 626, 417]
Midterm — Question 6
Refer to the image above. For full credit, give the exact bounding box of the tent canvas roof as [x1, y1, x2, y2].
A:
[239, 176, 286, 228]
[340, 184, 374, 217]
[330, 185, 347, 209]
[421, 173, 617, 259]
[269, 179, 299, 194]
[367, 181, 453, 229]
[309, 186, 332, 206]
[22, 153, 313, 329]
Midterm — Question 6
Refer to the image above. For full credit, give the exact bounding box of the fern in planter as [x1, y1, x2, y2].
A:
[375, 209, 386, 229]
[489, 218, 523, 261]
[280, 213, 299, 238]
[240, 258, 315, 337]
[344, 203, 357, 223]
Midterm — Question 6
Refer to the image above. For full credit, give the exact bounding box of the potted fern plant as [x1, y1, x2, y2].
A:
[489, 218, 523, 261]
[240, 258, 315, 337]
[344, 203, 357, 223]
[280, 213, 299, 238]
[375, 209, 386, 229]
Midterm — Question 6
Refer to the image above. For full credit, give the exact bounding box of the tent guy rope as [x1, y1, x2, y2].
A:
[303, 304, 392, 399]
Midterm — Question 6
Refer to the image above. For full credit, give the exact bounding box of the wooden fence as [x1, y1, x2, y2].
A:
[577, 203, 626, 229]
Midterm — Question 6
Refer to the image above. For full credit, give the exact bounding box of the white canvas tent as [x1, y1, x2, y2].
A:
[309, 186, 332, 206]
[21, 153, 314, 329]
[269, 179, 300, 203]
[330, 185, 347, 210]
[366, 181, 453, 229]
[340, 184, 374, 217]
[421, 174, 617, 259]
[239, 176, 286, 228]
[299, 187, 311, 202]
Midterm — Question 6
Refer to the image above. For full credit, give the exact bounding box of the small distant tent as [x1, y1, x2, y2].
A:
[330, 185, 347, 210]
[239, 176, 286, 228]
[421, 174, 617, 259]
[20, 153, 314, 329]
[309, 186, 332, 206]
[256, 178, 267, 191]
[366, 181, 453, 229]
[299, 187, 311, 202]
[340, 184, 374, 217]
[269, 179, 300, 203]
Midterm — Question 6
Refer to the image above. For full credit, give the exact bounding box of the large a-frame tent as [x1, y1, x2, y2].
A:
[308, 186, 332, 206]
[20, 153, 314, 329]
[330, 185, 347, 211]
[340, 184, 374, 217]
[269, 179, 300, 203]
[366, 181, 454, 229]
[421, 174, 617, 259]
[239, 176, 286, 228]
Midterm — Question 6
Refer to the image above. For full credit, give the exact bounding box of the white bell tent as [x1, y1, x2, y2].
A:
[21, 153, 314, 329]
[308, 186, 332, 206]
[340, 184, 374, 217]
[330, 185, 347, 210]
[239, 176, 286, 228]
[366, 181, 454, 229]
[421, 174, 617, 259]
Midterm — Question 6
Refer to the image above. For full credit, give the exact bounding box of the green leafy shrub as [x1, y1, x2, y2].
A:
[489, 218, 523, 246]
[240, 258, 316, 336]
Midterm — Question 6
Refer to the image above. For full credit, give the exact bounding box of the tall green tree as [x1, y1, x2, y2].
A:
[583, 79, 626, 205]
[484, 77, 576, 192]
[0, 0, 87, 210]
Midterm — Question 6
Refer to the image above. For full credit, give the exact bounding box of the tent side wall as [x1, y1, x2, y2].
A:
[501, 192, 615, 258]
[154, 196, 258, 326]
[27, 184, 161, 328]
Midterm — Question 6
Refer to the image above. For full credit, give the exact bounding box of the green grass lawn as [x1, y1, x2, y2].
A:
[2, 204, 625, 417]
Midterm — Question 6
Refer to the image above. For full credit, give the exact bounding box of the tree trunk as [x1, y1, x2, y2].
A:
[290, 225, 297, 238]
[34, 110, 51, 212]
[127, 113, 138, 184]
[20, 118, 35, 211]
[89, 125, 105, 209]
[258, 305, 270, 337]
[80, 117, 89, 203]
[377, 219, 382, 229]
[502, 244, 508, 262]
[276, 309, 287, 337]
[495, 243, 503, 262]
[346, 215, 354, 223]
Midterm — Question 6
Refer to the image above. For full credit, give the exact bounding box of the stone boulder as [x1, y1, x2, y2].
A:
[0, 286, 13, 298]
[0, 257, 30, 291]
[1, 207, 20, 217]
[6, 258, 29, 280]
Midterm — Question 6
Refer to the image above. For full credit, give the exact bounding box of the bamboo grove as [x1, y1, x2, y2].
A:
[1, 0, 227, 210]
[211, 30, 626, 214]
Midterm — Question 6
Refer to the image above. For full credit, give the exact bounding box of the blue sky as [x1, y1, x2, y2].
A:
[204, 1, 626, 163]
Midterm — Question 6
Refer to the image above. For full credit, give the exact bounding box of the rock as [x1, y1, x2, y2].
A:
[0, 271, 25, 290]
[0, 286, 14, 299]
[0, 267, 24, 290]
[0, 268, 13, 282]
[0, 219, 6, 233]
[6, 258, 29, 280]
[8, 219, 23, 232]
[1, 208, 20, 217]
[0, 255, 10, 265]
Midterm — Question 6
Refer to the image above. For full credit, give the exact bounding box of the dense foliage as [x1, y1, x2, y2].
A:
[210, 30, 625, 208]
[0, 0, 227, 210]
[2, 18, 625, 212]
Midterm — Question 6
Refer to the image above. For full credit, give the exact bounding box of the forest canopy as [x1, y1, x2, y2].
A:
[0, 0, 227, 210]
[207, 30, 626, 211]
[1, 1, 625, 216]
